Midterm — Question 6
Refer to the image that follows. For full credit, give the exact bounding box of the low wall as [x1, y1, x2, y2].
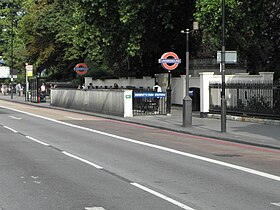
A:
[200, 72, 274, 116]
[51, 89, 133, 117]
[86, 74, 200, 105]
[83, 72, 274, 114]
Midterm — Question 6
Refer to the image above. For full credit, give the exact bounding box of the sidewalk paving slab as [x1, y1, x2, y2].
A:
[1, 95, 279, 150]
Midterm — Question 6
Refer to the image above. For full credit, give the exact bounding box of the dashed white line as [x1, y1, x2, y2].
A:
[85, 207, 106, 210]
[25, 136, 50, 146]
[131, 183, 195, 210]
[3, 125, 18, 133]
[2, 106, 280, 182]
[9, 116, 22, 120]
[62, 151, 103, 169]
[271, 202, 280, 207]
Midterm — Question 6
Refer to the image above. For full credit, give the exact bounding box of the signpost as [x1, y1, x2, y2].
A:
[134, 92, 167, 98]
[158, 52, 181, 71]
[0, 66, 10, 78]
[217, 51, 237, 64]
[74, 63, 89, 75]
[25, 64, 33, 101]
[158, 52, 181, 114]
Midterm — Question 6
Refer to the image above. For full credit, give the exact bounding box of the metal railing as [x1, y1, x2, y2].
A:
[133, 89, 167, 116]
[209, 82, 280, 119]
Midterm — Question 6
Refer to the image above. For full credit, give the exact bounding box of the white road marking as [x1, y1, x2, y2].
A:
[62, 151, 103, 169]
[131, 183, 195, 210]
[271, 202, 280, 207]
[26, 136, 50, 146]
[85, 207, 106, 210]
[9, 116, 22, 120]
[2, 106, 280, 182]
[3, 125, 18, 133]
[65, 116, 83, 120]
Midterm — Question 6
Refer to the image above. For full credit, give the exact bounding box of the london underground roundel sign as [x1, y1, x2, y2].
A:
[158, 52, 181, 71]
[74, 63, 89, 75]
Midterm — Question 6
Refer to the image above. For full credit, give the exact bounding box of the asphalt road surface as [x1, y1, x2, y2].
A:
[0, 101, 280, 210]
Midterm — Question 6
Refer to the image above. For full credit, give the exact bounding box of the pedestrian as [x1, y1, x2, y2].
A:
[88, 83, 93, 89]
[20, 85, 23, 96]
[152, 82, 163, 113]
[40, 83, 46, 102]
[153, 82, 162, 92]
[40, 83, 46, 93]
[113, 83, 119, 89]
[15, 83, 21, 96]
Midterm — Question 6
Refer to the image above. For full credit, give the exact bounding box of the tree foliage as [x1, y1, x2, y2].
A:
[17, 0, 196, 79]
[195, 0, 280, 77]
[2, 0, 280, 81]
[0, 0, 26, 81]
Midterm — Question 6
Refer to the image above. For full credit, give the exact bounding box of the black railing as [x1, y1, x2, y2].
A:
[133, 89, 167, 116]
[30, 77, 39, 103]
[209, 82, 280, 119]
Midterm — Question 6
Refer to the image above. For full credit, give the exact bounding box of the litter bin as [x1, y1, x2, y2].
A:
[189, 87, 200, 111]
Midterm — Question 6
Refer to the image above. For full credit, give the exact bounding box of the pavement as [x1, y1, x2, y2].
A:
[1, 94, 280, 150]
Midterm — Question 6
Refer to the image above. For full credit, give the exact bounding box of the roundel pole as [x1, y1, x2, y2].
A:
[166, 70, 172, 114]
[158, 52, 181, 115]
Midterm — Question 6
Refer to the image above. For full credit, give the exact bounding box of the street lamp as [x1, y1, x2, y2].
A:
[8, 0, 15, 99]
[181, 22, 198, 127]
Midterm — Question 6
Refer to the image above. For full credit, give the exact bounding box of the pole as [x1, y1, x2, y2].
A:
[166, 70, 172, 115]
[25, 65, 29, 101]
[182, 29, 192, 127]
[10, 0, 14, 99]
[221, 0, 226, 132]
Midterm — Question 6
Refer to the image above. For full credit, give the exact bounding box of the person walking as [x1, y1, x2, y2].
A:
[153, 82, 162, 92]
[152, 82, 162, 113]
[40, 83, 46, 102]
[15, 83, 21, 96]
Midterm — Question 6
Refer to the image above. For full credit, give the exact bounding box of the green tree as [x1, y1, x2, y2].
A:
[0, 0, 27, 83]
[16, 0, 197, 80]
[78, 0, 196, 77]
[20, 0, 65, 78]
[194, 0, 280, 78]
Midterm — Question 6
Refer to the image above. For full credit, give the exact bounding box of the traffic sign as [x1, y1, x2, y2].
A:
[158, 52, 181, 71]
[74, 63, 89, 75]
[217, 51, 237, 64]
[26, 65, 33, 77]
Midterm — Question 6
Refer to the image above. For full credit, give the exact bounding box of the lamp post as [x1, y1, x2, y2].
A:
[221, 0, 226, 132]
[10, 0, 14, 99]
[181, 22, 198, 127]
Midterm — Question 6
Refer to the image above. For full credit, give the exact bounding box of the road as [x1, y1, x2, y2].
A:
[0, 100, 280, 210]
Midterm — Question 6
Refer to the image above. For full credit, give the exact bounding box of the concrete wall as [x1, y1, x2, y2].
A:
[51, 89, 133, 117]
[83, 71, 274, 115]
[200, 72, 274, 116]
[86, 76, 155, 89]
[87, 74, 201, 105]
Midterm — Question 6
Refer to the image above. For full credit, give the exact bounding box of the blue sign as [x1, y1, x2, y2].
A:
[158, 59, 181, 64]
[134, 92, 167, 98]
[189, 90, 194, 97]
